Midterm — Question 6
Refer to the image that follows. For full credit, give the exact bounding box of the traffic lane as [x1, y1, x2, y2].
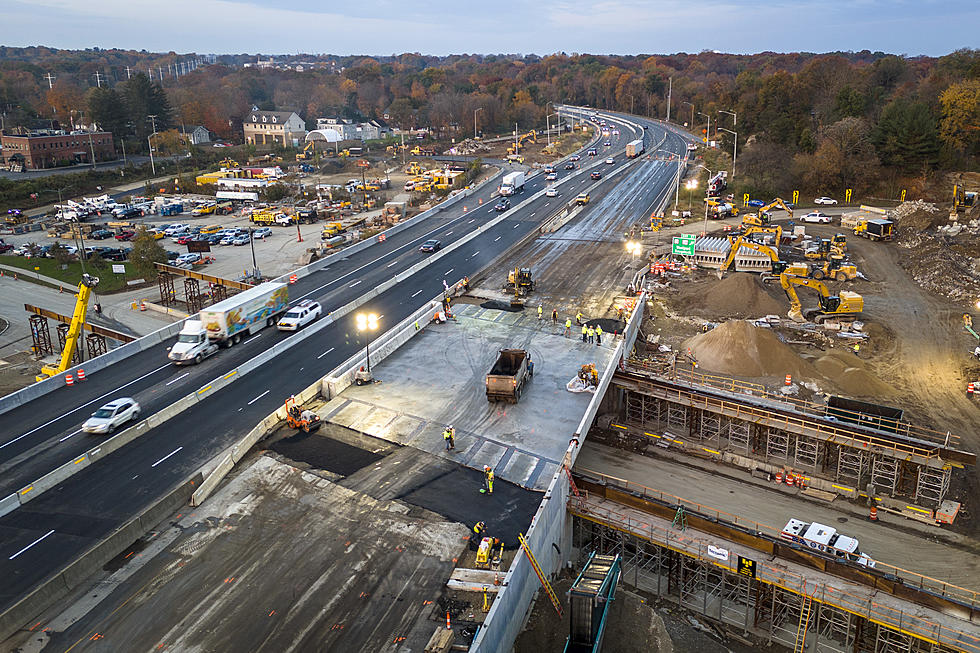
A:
[0, 224, 523, 602]
[0, 154, 680, 607]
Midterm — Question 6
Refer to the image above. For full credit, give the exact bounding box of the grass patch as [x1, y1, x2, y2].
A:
[0, 255, 152, 293]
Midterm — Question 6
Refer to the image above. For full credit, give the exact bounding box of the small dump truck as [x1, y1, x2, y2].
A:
[486, 348, 531, 403]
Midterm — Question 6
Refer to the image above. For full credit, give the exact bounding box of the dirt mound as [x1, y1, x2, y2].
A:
[480, 300, 524, 312]
[892, 200, 946, 234]
[836, 367, 896, 397]
[678, 274, 785, 319]
[682, 320, 818, 378]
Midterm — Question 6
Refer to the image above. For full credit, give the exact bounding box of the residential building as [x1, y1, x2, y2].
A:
[314, 117, 391, 142]
[0, 129, 115, 170]
[180, 125, 211, 145]
[243, 110, 306, 147]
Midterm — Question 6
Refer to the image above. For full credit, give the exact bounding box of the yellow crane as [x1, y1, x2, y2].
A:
[777, 263, 863, 323]
[36, 274, 99, 382]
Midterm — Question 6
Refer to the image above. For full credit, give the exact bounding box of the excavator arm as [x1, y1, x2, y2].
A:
[759, 197, 794, 219]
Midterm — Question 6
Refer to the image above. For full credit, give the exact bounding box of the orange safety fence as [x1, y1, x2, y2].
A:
[573, 467, 980, 611]
[569, 491, 980, 653]
[623, 359, 962, 449]
[618, 368, 951, 461]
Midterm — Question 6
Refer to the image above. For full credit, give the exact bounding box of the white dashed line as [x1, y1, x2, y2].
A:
[165, 372, 189, 386]
[470, 251, 480, 258]
[247, 390, 270, 406]
[350, 280, 362, 287]
[9, 530, 55, 560]
[151, 446, 183, 468]
[445, 268, 454, 276]
[317, 347, 335, 359]
[494, 236, 501, 242]
[387, 261, 398, 267]
[446, 231, 453, 235]
[411, 289, 423, 297]
[59, 429, 81, 443]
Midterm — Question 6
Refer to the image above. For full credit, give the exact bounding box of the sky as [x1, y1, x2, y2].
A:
[2, 0, 978, 57]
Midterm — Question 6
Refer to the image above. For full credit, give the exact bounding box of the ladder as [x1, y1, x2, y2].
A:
[672, 506, 687, 531]
[518, 532, 562, 616]
[793, 594, 814, 653]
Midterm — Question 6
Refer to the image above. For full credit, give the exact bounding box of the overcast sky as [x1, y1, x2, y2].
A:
[3, 0, 977, 57]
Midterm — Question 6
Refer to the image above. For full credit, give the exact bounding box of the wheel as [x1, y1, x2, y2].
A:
[812, 269, 825, 280]
[233, 334, 241, 345]
[835, 272, 846, 282]
[267, 317, 274, 328]
[194, 353, 202, 364]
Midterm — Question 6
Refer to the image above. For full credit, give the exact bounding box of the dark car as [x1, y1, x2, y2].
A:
[746, 199, 765, 207]
[115, 230, 136, 241]
[603, 141, 612, 147]
[98, 247, 128, 261]
[297, 208, 318, 223]
[166, 250, 179, 260]
[564, 162, 575, 170]
[207, 233, 223, 244]
[419, 239, 441, 253]
[588, 148, 598, 156]
[0, 243, 13, 254]
[119, 206, 144, 218]
[89, 229, 113, 240]
[590, 171, 602, 180]
[494, 198, 511, 212]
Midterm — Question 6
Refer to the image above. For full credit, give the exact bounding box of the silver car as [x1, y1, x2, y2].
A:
[82, 397, 141, 434]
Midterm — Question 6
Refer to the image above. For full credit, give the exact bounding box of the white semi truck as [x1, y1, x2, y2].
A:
[167, 282, 289, 365]
[499, 171, 526, 196]
[780, 519, 875, 567]
[626, 138, 645, 158]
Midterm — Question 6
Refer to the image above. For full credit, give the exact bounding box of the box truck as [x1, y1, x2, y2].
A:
[499, 171, 526, 196]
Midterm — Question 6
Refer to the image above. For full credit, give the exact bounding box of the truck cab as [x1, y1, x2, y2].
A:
[167, 319, 219, 365]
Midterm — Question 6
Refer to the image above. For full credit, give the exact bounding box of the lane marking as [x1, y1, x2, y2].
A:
[470, 251, 480, 258]
[445, 231, 453, 235]
[349, 280, 362, 288]
[467, 219, 475, 224]
[59, 429, 81, 443]
[387, 261, 398, 268]
[513, 224, 519, 229]
[444, 268, 454, 276]
[4, 362, 172, 449]
[9, 529, 55, 560]
[316, 347, 335, 360]
[411, 289, 423, 298]
[247, 390, 270, 406]
[530, 212, 536, 217]
[244, 334, 262, 344]
[151, 446, 183, 468]
[494, 236, 501, 242]
[165, 372, 189, 386]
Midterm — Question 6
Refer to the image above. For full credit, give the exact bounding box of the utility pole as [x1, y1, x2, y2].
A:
[44, 73, 56, 89]
[125, 66, 132, 79]
[666, 77, 672, 122]
[93, 71, 104, 88]
[473, 107, 482, 141]
[147, 114, 158, 175]
[87, 132, 97, 170]
[158, 67, 164, 83]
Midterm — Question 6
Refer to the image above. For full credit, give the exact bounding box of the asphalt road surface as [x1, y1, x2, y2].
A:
[0, 109, 691, 615]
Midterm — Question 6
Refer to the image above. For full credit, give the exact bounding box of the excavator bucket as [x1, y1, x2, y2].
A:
[788, 307, 806, 323]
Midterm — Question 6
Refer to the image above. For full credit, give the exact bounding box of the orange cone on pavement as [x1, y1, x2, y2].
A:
[775, 471, 783, 484]
[65, 374, 74, 386]
[76, 368, 86, 382]
[869, 505, 879, 521]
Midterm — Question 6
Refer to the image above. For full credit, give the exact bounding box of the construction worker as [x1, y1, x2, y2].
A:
[582, 324, 588, 342]
[463, 276, 470, 291]
[473, 521, 485, 536]
[618, 307, 625, 321]
[576, 311, 584, 326]
[537, 304, 543, 320]
[587, 325, 595, 344]
[443, 425, 456, 451]
[853, 343, 860, 356]
[552, 308, 558, 325]
[595, 325, 603, 345]
[564, 318, 571, 337]
[483, 466, 495, 494]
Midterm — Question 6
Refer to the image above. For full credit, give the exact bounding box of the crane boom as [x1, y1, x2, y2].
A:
[37, 274, 99, 382]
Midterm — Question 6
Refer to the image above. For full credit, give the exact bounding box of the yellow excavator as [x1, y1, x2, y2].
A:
[804, 236, 847, 261]
[721, 232, 780, 272]
[296, 141, 315, 160]
[742, 197, 794, 228]
[776, 262, 863, 323]
[36, 274, 99, 382]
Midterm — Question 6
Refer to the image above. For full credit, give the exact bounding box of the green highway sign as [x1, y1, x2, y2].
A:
[672, 234, 697, 256]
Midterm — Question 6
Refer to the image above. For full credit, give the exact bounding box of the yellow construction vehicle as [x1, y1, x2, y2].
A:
[777, 262, 863, 323]
[406, 161, 424, 176]
[507, 267, 534, 297]
[810, 256, 860, 282]
[36, 274, 99, 382]
[296, 141, 315, 161]
[721, 232, 780, 272]
[741, 198, 793, 228]
[952, 184, 978, 213]
[218, 158, 240, 169]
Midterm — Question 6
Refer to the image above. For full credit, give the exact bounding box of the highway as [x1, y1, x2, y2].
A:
[0, 109, 690, 616]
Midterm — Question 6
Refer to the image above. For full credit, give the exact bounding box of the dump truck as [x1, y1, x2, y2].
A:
[167, 282, 289, 365]
[486, 348, 531, 403]
[780, 519, 875, 567]
[853, 218, 893, 241]
[499, 171, 526, 196]
[625, 138, 644, 158]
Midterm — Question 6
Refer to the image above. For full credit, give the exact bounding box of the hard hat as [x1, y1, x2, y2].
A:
[484, 465, 490, 471]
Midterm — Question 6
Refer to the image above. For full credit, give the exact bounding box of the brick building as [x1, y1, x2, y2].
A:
[0, 129, 115, 170]
[242, 110, 306, 147]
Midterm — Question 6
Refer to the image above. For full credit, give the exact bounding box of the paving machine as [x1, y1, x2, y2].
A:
[285, 396, 321, 432]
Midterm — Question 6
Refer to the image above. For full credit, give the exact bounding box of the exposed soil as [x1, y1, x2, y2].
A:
[675, 273, 785, 319]
[682, 321, 819, 378]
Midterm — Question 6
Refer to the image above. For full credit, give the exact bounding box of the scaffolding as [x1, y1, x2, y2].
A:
[870, 455, 901, 496]
[158, 272, 176, 305]
[836, 447, 868, 488]
[29, 314, 52, 356]
[915, 465, 952, 508]
[184, 278, 203, 314]
[794, 434, 823, 471]
[85, 332, 107, 359]
[765, 427, 791, 464]
[56, 322, 82, 365]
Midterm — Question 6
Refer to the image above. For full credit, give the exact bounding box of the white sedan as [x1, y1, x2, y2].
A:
[546, 187, 559, 197]
[82, 397, 141, 434]
[814, 196, 838, 205]
[605, 158, 615, 164]
[802, 211, 832, 224]
[277, 299, 322, 331]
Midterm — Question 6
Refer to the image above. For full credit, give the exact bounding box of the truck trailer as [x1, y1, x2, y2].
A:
[486, 348, 531, 403]
[626, 139, 644, 158]
[167, 282, 289, 365]
[499, 171, 526, 196]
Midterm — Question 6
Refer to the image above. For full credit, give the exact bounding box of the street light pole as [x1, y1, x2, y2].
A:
[717, 126, 737, 182]
[666, 77, 672, 122]
[695, 164, 713, 237]
[473, 107, 483, 141]
[681, 102, 694, 128]
[718, 109, 737, 127]
[147, 114, 158, 175]
[356, 313, 379, 374]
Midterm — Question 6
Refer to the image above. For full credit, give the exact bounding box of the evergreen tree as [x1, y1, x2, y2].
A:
[873, 98, 940, 169]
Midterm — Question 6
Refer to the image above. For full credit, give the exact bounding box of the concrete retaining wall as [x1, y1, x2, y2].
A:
[0, 474, 201, 642]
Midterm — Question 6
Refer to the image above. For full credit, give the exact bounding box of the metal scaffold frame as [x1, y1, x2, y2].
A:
[835, 446, 868, 488]
[794, 433, 823, 471]
[815, 603, 856, 653]
[765, 426, 791, 464]
[871, 455, 901, 496]
[915, 465, 951, 508]
[727, 419, 751, 454]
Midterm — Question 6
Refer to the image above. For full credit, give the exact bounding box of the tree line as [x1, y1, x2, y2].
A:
[1, 47, 978, 198]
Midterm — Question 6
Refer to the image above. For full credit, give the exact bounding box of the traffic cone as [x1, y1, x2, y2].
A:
[968, 383, 974, 396]
[65, 374, 74, 386]
[869, 505, 879, 521]
[785, 374, 792, 386]
[76, 368, 86, 382]
[139, 300, 146, 311]
[446, 611, 451, 630]
[785, 472, 795, 486]
[775, 471, 783, 484]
